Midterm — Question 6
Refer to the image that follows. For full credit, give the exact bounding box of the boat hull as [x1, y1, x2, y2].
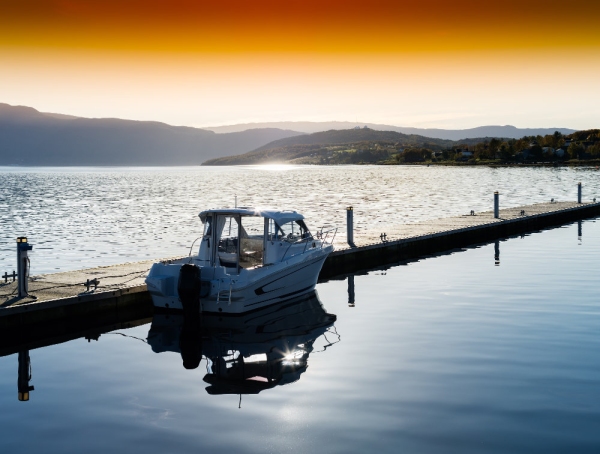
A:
[147, 247, 331, 314]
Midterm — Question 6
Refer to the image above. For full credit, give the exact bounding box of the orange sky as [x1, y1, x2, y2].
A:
[1, 0, 599, 128]
[3, 0, 600, 53]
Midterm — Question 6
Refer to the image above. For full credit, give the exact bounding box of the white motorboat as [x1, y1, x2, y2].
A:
[145, 207, 336, 314]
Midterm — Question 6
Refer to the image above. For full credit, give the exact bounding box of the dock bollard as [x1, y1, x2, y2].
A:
[578, 182, 582, 204]
[16, 237, 33, 298]
[346, 206, 356, 247]
[494, 192, 499, 219]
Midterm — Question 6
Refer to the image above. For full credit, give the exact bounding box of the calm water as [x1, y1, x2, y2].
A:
[1, 165, 599, 274]
[2, 166, 600, 452]
[1, 220, 599, 453]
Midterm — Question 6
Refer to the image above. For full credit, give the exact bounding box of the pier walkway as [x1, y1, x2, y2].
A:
[321, 200, 600, 277]
[346, 201, 584, 247]
[2, 200, 599, 328]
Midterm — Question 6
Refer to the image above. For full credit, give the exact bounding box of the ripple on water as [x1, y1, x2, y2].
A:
[1, 165, 599, 274]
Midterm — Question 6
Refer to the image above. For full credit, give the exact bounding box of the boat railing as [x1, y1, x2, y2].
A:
[280, 227, 337, 261]
[317, 227, 337, 247]
[281, 235, 313, 260]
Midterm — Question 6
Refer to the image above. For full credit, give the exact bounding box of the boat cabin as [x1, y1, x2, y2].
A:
[197, 208, 315, 273]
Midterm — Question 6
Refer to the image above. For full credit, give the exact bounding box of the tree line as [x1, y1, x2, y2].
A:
[395, 130, 600, 164]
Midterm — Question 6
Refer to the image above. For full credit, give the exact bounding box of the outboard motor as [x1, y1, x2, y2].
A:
[177, 264, 203, 369]
[178, 264, 202, 315]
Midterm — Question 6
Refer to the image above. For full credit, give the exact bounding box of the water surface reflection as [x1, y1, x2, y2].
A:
[2, 221, 600, 453]
[148, 291, 339, 396]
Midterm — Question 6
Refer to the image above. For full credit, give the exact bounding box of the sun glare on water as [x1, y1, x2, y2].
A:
[251, 163, 298, 171]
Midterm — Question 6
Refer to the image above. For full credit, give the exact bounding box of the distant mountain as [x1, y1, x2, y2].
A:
[203, 128, 455, 165]
[0, 103, 303, 166]
[250, 128, 453, 152]
[203, 126, 600, 166]
[206, 121, 576, 141]
[0, 103, 579, 165]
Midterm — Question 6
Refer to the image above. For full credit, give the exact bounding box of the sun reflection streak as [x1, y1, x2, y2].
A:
[281, 348, 307, 366]
[250, 164, 298, 172]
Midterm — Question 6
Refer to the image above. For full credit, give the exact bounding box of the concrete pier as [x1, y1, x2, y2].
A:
[320, 200, 600, 278]
[0, 259, 155, 331]
[2, 200, 600, 326]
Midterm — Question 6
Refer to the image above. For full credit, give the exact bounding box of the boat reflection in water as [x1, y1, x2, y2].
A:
[147, 291, 339, 395]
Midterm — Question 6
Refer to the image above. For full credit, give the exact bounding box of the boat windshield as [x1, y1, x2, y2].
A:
[208, 212, 313, 270]
[269, 219, 312, 242]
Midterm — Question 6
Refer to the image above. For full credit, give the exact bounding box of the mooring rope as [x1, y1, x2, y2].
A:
[0, 268, 149, 303]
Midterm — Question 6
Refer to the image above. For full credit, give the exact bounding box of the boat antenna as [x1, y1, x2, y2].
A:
[235, 195, 237, 208]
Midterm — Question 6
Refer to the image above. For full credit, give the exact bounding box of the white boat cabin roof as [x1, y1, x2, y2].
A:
[198, 207, 305, 226]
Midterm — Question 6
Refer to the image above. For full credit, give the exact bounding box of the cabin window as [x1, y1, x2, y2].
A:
[216, 215, 240, 268]
[203, 215, 213, 237]
[240, 216, 264, 268]
[276, 220, 312, 242]
[267, 219, 278, 241]
[218, 216, 239, 243]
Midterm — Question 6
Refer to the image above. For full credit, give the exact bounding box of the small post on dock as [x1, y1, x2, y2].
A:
[348, 275, 355, 307]
[494, 192, 499, 219]
[16, 237, 33, 298]
[346, 206, 356, 247]
[578, 182, 582, 204]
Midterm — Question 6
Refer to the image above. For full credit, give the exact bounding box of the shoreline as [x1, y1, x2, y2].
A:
[387, 160, 600, 168]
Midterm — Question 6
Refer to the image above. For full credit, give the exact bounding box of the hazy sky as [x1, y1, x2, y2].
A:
[1, 0, 599, 129]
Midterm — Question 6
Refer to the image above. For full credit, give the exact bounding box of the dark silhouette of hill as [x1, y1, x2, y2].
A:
[203, 128, 457, 165]
[207, 121, 575, 141]
[250, 128, 454, 152]
[204, 128, 599, 166]
[0, 103, 303, 165]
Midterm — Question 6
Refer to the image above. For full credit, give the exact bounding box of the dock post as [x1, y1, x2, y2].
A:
[578, 182, 582, 204]
[348, 275, 355, 307]
[346, 206, 356, 247]
[494, 192, 499, 219]
[16, 237, 33, 298]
